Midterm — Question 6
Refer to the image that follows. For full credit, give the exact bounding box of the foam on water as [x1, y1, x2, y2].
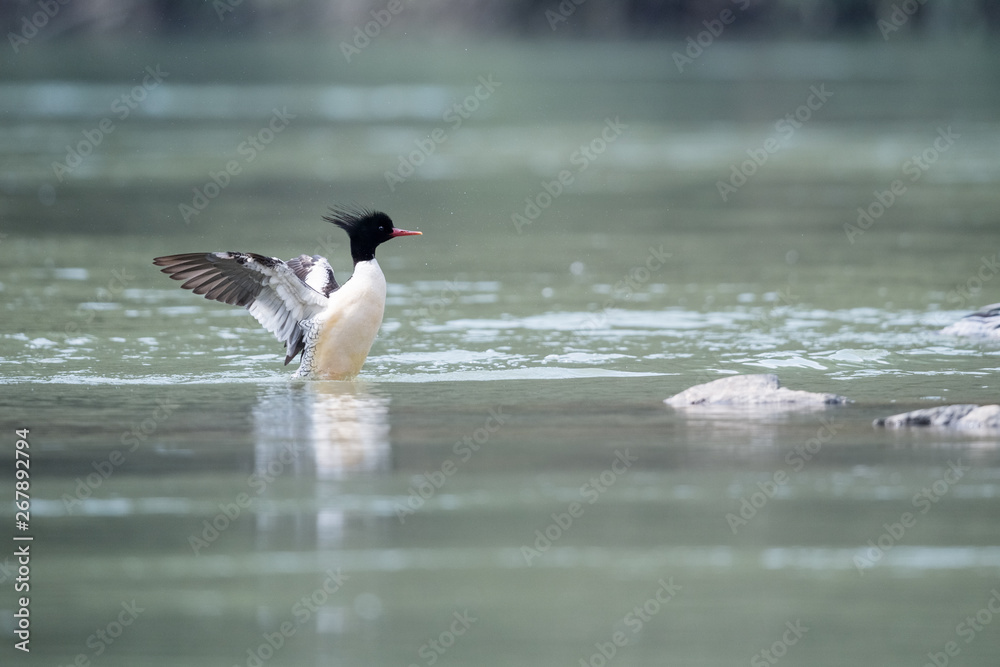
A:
[0, 301, 995, 393]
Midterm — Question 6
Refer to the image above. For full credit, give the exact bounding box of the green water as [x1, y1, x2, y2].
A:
[2, 39, 1000, 666]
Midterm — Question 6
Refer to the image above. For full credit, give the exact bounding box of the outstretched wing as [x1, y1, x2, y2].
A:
[153, 252, 330, 364]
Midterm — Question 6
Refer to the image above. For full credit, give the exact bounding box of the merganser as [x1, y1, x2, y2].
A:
[153, 206, 421, 379]
[941, 303, 1000, 339]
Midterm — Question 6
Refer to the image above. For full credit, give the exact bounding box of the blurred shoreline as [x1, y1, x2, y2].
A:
[2, 0, 999, 41]
[3, 36, 998, 89]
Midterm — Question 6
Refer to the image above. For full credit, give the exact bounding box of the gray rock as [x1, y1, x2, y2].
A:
[664, 374, 850, 407]
[875, 404, 1000, 429]
[940, 303, 1000, 338]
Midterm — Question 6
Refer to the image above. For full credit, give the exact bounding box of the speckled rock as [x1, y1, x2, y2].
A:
[875, 404, 1000, 429]
[664, 374, 850, 407]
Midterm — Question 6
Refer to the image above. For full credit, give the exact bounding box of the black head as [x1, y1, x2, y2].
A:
[322, 206, 421, 264]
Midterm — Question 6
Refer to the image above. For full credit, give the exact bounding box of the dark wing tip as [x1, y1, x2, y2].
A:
[153, 253, 215, 276]
[154, 253, 199, 267]
[154, 252, 223, 264]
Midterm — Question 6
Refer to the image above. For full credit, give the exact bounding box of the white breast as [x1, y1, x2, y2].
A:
[307, 259, 387, 379]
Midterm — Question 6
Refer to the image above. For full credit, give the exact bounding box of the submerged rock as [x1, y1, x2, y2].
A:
[664, 374, 850, 407]
[940, 303, 1000, 338]
[875, 404, 1000, 430]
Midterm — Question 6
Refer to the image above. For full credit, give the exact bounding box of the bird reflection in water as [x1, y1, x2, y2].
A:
[249, 382, 391, 637]
[252, 381, 390, 541]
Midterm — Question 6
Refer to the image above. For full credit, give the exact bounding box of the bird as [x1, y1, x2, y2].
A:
[940, 303, 1000, 339]
[153, 206, 422, 379]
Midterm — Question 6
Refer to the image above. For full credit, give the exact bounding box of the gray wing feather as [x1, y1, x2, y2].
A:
[287, 254, 339, 296]
[153, 252, 329, 364]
